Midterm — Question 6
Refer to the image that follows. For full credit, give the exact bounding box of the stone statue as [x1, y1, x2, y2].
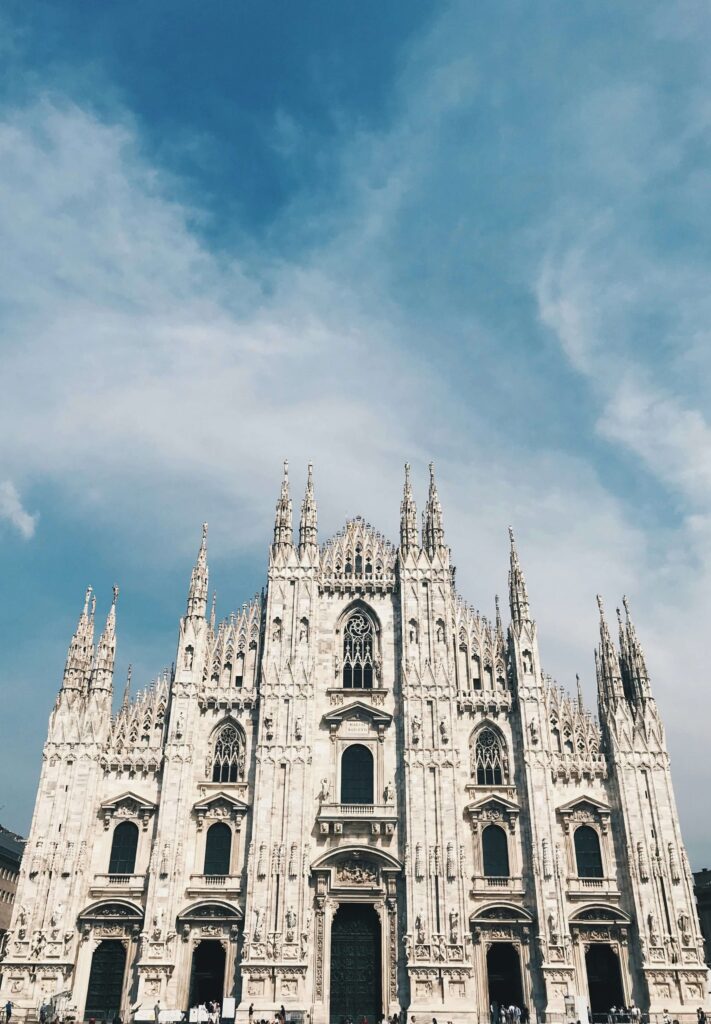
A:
[412, 715, 422, 744]
[383, 779, 394, 803]
[415, 911, 425, 944]
[253, 907, 262, 940]
[439, 719, 449, 743]
[295, 716, 303, 740]
[449, 908, 459, 944]
[320, 778, 331, 802]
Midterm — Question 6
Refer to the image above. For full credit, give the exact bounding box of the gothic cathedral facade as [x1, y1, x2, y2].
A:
[1, 464, 708, 1023]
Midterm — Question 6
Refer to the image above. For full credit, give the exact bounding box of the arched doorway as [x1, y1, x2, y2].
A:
[189, 940, 226, 1007]
[585, 944, 624, 1016]
[85, 940, 127, 1020]
[486, 943, 523, 1009]
[330, 903, 381, 1024]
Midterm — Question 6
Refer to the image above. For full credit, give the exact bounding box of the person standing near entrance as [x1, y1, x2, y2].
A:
[5, 1001, 13, 1023]
[154, 1002, 161, 1024]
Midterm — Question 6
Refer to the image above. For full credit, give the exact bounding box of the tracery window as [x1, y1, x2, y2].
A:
[473, 728, 506, 786]
[342, 612, 374, 689]
[211, 724, 244, 783]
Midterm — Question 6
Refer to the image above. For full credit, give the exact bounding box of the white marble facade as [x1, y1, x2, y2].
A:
[1, 463, 708, 1023]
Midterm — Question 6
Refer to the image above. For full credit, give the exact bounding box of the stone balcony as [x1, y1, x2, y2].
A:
[316, 802, 398, 836]
[565, 876, 620, 901]
[185, 873, 242, 897]
[90, 873, 147, 897]
[470, 874, 525, 898]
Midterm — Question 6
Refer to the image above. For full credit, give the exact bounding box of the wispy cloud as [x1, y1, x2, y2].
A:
[0, 480, 37, 539]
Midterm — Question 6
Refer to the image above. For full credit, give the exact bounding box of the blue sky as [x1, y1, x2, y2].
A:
[1, 1, 711, 864]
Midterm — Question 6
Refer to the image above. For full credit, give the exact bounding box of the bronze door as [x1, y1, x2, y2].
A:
[330, 903, 381, 1024]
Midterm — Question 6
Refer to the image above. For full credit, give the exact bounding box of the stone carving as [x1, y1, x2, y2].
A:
[446, 842, 456, 880]
[678, 912, 692, 945]
[637, 842, 650, 882]
[648, 910, 660, 946]
[412, 715, 422, 744]
[383, 779, 394, 803]
[415, 843, 424, 880]
[294, 716, 303, 740]
[285, 906, 296, 942]
[257, 843, 267, 879]
[336, 859, 377, 885]
[253, 907, 263, 941]
[449, 908, 459, 944]
[542, 838, 551, 879]
[439, 719, 449, 744]
[668, 843, 681, 883]
[288, 842, 298, 878]
[415, 911, 426, 944]
[319, 778, 331, 803]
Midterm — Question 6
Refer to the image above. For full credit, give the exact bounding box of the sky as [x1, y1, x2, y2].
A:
[1, 1, 710, 865]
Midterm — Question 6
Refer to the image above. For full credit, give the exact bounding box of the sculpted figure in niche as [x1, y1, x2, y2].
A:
[411, 715, 422, 744]
[295, 716, 303, 741]
[439, 719, 449, 744]
[415, 912, 425, 944]
[449, 909, 459, 944]
[184, 646, 194, 670]
[403, 933, 413, 961]
[319, 778, 331, 803]
[253, 907, 262, 940]
[648, 911, 659, 946]
[285, 906, 296, 941]
[383, 779, 394, 803]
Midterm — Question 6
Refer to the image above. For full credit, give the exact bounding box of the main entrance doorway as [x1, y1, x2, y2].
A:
[585, 944, 624, 1016]
[486, 943, 524, 1009]
[189, 940, 226, 1007]
[330, 903, 381, 1024]
[85, 940, 127, 1020]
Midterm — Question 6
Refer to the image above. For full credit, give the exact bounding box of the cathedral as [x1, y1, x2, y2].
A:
[1, 463, 708, 1024]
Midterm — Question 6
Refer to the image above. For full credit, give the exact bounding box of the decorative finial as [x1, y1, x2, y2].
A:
[112, 584, 119, 606]
[122, 664, 132, 709]
[423, 461, 445, 557]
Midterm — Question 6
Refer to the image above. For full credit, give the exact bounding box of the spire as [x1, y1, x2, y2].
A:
[62, 586, 96, 692]
[619, 595, 651, 705]
[299, 462, 318, 554]
[122, 664, 132, 711]
[576, 673, 584, 712]
[595, 595, 625, 709]
[508, 527, 531, 627]
[187, 523, 209, 617]
[400, 463, 418, 552]
[91, 586, 118, 693]
[495, 594, 504, 637]
[422, 462, 445, 558]
[273, 460, 293, 548]
[210, 591, 217, 632]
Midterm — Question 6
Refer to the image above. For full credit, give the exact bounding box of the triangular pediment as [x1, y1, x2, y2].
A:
[465, 794, 519, 815]
[100, 791, 157, 814]
[557, 795, 610, 816]
[193, 791, 250, 815]
[322, 700, 393, 727]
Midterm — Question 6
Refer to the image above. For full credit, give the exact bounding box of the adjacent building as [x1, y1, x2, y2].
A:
[0, 463, 708, 1023]
[0, 826, 25, 957]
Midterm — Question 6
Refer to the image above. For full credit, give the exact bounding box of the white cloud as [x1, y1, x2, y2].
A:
[1, 6, 711, 861]
[0, 480, 37, 538]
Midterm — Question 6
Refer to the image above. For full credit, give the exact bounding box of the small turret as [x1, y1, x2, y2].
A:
[619, 595, 652, 707]
[61, 586, 96, 693]
[400, 463, 418, 552]
[507, 527, 531, 628]
[90, 586, 118, 693]
[121, 664, 132, 711]
[273, 460, 293, 549]
[299, 463, 318, 555]
[422, 462, 445, 558]
[595, 595, 625, 710]
[187, 523, 209, 618]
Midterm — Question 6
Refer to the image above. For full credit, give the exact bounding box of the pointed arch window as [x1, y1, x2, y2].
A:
[211, 724, 244, 783]
[574, 825, 603, 878]
[234, 651, 245, 688]
[473, 728, 506, 785]
[342, 611, 374, 689]
[482, 824, 510, 877]
[204, 822, 231, 876]
[108, 821, 138, 875]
